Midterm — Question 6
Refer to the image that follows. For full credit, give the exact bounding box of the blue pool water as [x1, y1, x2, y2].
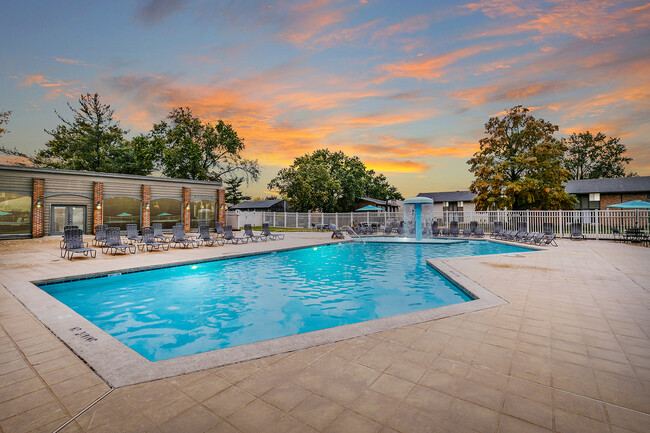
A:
[40, 241, 532, 361]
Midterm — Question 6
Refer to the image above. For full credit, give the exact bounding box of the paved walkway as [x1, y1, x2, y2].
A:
[0, 235, 648, 432]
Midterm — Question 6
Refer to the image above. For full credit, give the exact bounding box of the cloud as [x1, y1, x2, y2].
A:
[133, 0, 189, 26]
[463, 0, 537, 19]
[378, 43, 500, 81]
[55, 58, 83, 65]
[18, 74, 83, 101]
[449, 80, 571, 105]
[371, 14, 430, 40]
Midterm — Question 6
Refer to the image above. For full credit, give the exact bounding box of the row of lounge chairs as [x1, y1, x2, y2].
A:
[61, 222, 284, 260]
[492, 229, 557, 246]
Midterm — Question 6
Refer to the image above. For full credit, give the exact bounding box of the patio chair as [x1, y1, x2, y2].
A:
[531, 232, 545, 245]
[473, 228, 485, 238]
[102, 227, 136, 255]
[60, 225, 79, 248]
[244, 224, 266, 242]
[491, 221, 503, 238]
[450, 221, 459, 230]
[514, 231, 526, 242]
[215, 221, 226, 238]
[469, 221, 478, 234]
[543, 233, 558, 246]
[170, 225, 199, 248]
[141, 226, 169, 251]
[92, 224, 108, 246]
[153, 223, 172, 243]
[450, 227, 460, 237]
[462, 228, 472, 237]
[347, 226, 359, 237]
[517, 222, 527, 232]
[441, 228, 450, 236]
[570, 223, 585, 240]
[542, 222, 554, 236]
[331, 229, 344, 239]
[61, 228, 96, 260]
[432, 226, 441, 236]
[262, 223, 285, 240]
[384, 225, 393, 235]
[521, 232, 535, 243]
[199, 225, 224, 247]
[224, 225, 249, 244]
[396, 226, 405, 235]
[611, 227, 622, 242]
[125, 224, 141, 244]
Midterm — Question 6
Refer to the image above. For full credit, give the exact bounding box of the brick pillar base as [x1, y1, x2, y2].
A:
[142, 185, 151, 227]
[93, 182, 103, 234]
[217, 189, 226, 223]
[32, 179, 44, 238]
[182, 187, 191, 232]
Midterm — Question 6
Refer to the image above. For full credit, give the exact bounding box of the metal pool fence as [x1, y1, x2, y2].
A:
[229, 209, 649, 240]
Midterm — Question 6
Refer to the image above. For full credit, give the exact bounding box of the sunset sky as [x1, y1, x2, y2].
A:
[1, 0, 649, 198]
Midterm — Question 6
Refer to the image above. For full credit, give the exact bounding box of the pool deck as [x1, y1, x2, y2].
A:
[0, 234, 649, 432]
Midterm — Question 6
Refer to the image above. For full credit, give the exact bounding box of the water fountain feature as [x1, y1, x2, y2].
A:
[403, 197, 434, 241]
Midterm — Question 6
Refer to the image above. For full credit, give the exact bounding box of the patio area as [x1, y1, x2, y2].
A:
[0, 234, 649, 433]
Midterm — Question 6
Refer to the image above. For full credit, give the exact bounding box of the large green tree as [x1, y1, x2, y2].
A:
[150, 107, 259, 182]
[563, 131, 635, 179]
[33, 93, 154, 174]
[224, 176, 251, 204]
[467, 106, 576, 210]
[268, 149, 403, 212]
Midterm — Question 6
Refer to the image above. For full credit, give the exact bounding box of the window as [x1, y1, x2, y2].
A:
[191, 200, 215, 228]
[103, 197, 141, 230]
[457, 201, 463, 208]
[0, 192, 32, 235]
[589, 193, 600, 202]
[151, 198, 181, 229]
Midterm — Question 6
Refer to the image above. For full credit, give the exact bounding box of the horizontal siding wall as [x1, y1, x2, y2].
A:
[103, 178, 148, 198]
[150, 183, 183, 199]
[0, 170, 33, 193]
[191, 184, 219, 200]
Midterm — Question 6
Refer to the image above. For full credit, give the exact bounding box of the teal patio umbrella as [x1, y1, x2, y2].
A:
[0, 210, 10, 216]
[607, 200, 650, 226]
[355, 205, 383, 212]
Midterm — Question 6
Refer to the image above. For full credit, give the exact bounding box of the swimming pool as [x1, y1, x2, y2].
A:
[39, 240, 532, 362]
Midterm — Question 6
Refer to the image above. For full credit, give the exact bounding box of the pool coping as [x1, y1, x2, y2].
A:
[6, 239, 537, 388]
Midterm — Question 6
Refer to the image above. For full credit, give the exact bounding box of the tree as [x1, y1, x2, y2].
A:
[268, 149, 403, 212]
[150, 107, 260, 182]
[563, 131, 635, 179]
[467, 106, 576, 210]
[224, 176, 251, 204]
[0, 111, 10, 140]
[34, 93, 151, 173]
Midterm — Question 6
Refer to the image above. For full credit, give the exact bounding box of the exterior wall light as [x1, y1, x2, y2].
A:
[145, 202, 150, 210]
[35, 200, 42, 209]
[185, 203, 191, 210]
[96, 202, 102, 210]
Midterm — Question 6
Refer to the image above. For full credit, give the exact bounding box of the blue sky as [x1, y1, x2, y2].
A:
[1, 0, 649, 198]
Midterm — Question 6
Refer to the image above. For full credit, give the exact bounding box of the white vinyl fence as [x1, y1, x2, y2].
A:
[227, 209, 649, 240]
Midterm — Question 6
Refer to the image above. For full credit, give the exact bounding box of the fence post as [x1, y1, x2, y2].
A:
[308, 211, 311, 229]
[321, 213, 324, 226]
[335, 212, 338, 228]
[350, 212, 353, 227]
[595, 210, 599, 240]
[295, 212, 298, 228]
[559, 210, 563, 238]
[284, 211, 287, 228]
[273, 212, 276, 227]
[526, 210, 530, 231]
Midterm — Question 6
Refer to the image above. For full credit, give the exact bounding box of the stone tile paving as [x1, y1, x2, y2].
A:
[0, 235, 649, 432]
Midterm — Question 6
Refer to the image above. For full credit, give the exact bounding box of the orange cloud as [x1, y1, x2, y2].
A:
[363, 157, 432, 173]
[372, 14, 430, 40]
[463, 0, 537, 19]
[378, 44, 499, 80]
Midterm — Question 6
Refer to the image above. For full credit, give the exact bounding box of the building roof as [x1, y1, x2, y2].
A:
[359, 197, 394, 205]
[231, 199, 285, 210]
[0, 164, 222, 186]
[417, 191, 477, 202]
[564, 176, 650, 194]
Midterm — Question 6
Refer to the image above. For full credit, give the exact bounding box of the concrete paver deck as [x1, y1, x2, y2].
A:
[0, 234, 648, 432]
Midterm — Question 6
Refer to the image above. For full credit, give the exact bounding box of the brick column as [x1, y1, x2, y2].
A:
[93, 182, 103, 234]
[217, 189, 226, 223]
[182, 187, 191, 232]
[32, 178, 44, 238]
[142, 185, 151, 227]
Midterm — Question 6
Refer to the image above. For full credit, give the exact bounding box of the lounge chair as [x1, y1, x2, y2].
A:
[462, 229, 472, 237]
[450, 221, 459, 231]
[153, 223, 172, 243]
[102, 227, 136, 255]
[542, 222, 553, 236]
[347, 226, 359, 237]
[514, 231, 526, 242]
[170, 225, 199, 248]
[473, 228, 484, 237]
[490, 221, 503, 238]
[331, 229, 344, 239]
[520, 232, 535, 243]
[141, 226, 169, 251]
[215, 221, 226, 238]
[441, 228, 450, 236]
[384, 225, 393, 235]
[261, 223, 285, 240]
[244, 224, 266, 242]
[543, 233, 558, 246]
[198, 225, 224, 247]
[61, 228, 96, 260]
[450, 227, 460, 237]
[60, 225, 79, 248]
[125, 224, 141, 244]
[432, 227, 441, 236]
[531, 233, 545, 245]
[469, 221, 478, 234]
[570, 223, 585, 240]
[517, 222, 527, 232]
[92, 224, 108, 246]
[224, 225, 249, 244]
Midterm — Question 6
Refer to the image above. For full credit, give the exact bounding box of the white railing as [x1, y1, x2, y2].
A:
[226, 209, 649, 240]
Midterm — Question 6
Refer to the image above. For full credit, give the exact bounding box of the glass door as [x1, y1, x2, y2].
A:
[51, 205, 87, 235]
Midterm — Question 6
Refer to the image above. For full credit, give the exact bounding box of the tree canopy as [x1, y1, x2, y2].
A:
[268, 149, 403, 212]
[150, 107, 260, 182]
[0, 111, 10, 140]
[563, 131, 635, 179]
[467, 106, 576, 210]
[224, 176, 251, 205]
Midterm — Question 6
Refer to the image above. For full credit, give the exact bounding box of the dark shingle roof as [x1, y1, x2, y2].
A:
[564, 176, 650, 194]
[417, 191, 477, 202]
[231, 199, 285, 210]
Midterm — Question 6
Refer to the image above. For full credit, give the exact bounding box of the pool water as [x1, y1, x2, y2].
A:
[40, 241, 532, 361]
